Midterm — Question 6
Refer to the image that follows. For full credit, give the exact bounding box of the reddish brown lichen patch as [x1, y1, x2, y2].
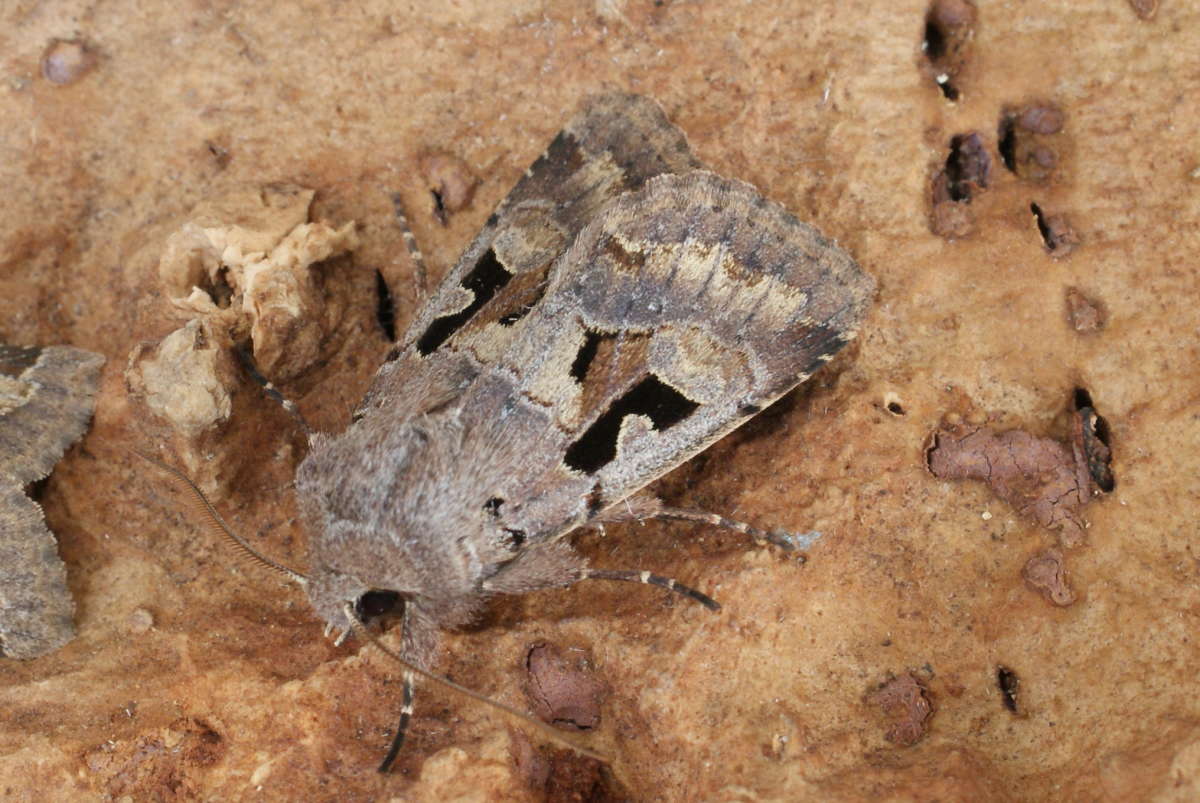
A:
[1022, 548, 1077, 606]
[1128, 0, 1159, 19]
[41, 38, 97, 85]
[926, 417, 1099, 546]
[1065, 287, 1107, 333]
[869, 673, 934, 747]
[419, 151, 479, 225]
[521, 642, 607, 731]
[82, 718, 225, 800]
[930, 198, 974, 238]
[509, 732, 628, 802]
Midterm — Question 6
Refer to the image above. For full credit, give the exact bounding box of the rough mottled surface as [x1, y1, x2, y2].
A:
[0, 344, 103, 659]
[1, 1, 1198, 801]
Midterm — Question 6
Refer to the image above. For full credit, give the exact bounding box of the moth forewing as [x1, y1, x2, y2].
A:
[0, 344, 104, 659]
[278, 92, 871, 768]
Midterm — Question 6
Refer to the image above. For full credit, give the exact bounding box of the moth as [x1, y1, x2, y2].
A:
[156, 92, 874, 769]
[1, 343, 104, 659]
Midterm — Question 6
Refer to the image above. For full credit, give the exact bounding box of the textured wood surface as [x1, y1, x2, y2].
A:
[1, 1, 1197, 799]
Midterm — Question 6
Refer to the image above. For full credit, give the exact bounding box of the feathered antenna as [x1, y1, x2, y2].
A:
[139, 450, 608, 765]
[136, 451, 308, 585]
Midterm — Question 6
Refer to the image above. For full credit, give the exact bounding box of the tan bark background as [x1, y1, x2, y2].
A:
[2, 0, 1198, 800]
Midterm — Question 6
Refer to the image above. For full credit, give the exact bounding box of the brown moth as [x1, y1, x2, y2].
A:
[160, 92, 874, 768]
[0, 343, 104, 659]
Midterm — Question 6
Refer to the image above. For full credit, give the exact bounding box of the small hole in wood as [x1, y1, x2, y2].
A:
[430, 189, 446, 225]
[998, 115, 1017, 173]
[1030, 203, 1054, 250]
[944, 133, 990, 202]
[996, 665, 1020, 713]
[375, 270, 396, 342]
[921, 0, 976, 101]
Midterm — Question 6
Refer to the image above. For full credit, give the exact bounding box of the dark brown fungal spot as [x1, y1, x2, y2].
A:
[869, 673, 934, 746]
[926, 415, 1096, 546]
[1022, 548, 1076, 606]
[522, 642, 606, 731]
[1065, 287, 1106, 333]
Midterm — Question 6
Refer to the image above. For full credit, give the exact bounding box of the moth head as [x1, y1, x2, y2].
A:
[139, 454, 605, 766]
[293, 424, 495, 628]
[354, 588, 404, 622]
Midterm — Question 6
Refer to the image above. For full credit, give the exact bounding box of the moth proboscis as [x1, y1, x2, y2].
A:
[148, 92, 874, 771]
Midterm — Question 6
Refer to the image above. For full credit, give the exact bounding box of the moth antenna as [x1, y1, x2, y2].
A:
[377, 670, 414, 773]
[341, 603, 607, 764]
[135, 451, 308, 586]
[575, 568, 721, 611]
[390, 192, 429, 300]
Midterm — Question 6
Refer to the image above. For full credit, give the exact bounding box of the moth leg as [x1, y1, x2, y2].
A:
[574, 568, 720, 611]
[390, 193, 429, 302]
[378, 604, 415, 774]
[234, 344, 312, 436]
[595, 493, 816, 554]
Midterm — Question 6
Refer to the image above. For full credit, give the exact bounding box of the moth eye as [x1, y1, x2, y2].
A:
[355, 589, 403, 620]
[484, 497, 504, 517]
